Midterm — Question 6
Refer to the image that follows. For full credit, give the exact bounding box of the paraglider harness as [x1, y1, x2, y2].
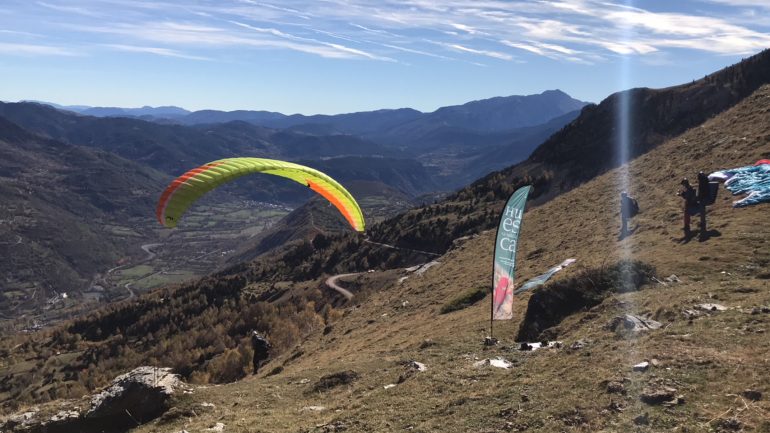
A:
[629, 197, 640, 217]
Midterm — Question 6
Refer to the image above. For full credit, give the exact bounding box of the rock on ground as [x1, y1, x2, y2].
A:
[87, 366, 183, 422]
[0, 366, 184, 433]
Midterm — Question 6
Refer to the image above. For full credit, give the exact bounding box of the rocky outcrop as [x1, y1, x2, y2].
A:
[0, 367, 184, 433]
[86, 366, 183, 422]
[607, 315, 662, 334]
[516, 260, 655, 341]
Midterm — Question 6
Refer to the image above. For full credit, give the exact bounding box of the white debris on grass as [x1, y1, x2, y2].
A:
[664, 274, 681, 283]
[696, 303, 727, 312]
[518, 341, 563, 351]
[384, 384, 397, 389]
[407, 361, 427, 372]
[473, 357, 513, 369]
[415, 261, 440, 276]
[301, 406, 327, 412]
[489, 358, 512, 369]
[207, 422, 225, 431]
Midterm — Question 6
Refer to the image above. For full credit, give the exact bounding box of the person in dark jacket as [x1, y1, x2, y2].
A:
[696, 171, 710, 238]
[678, 178, 698, 238]
[619, 191, 638, 239]
[251, 331, 272, 374]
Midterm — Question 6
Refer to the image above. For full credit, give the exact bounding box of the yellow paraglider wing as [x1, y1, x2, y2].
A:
[156, 158, 365, 232]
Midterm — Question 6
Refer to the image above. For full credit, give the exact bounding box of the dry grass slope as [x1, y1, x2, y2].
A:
[126, 86, 770, 432]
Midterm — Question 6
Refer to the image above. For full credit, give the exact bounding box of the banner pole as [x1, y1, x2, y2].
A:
[490, 296, 494, 338]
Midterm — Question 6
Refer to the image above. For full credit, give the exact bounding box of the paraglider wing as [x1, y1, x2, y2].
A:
[156, 158, 365, 232]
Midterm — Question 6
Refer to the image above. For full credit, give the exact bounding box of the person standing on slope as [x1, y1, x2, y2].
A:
[251, 331, 272, 374]
[696, 171, 710, 238]
[619, 191, 638, 239]
[678, 178, 698, 239]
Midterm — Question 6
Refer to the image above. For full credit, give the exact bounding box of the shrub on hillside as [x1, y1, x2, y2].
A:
[440, 287, 488, 314]
[206, 347, 250, 383]
[516, 260, 656, 341]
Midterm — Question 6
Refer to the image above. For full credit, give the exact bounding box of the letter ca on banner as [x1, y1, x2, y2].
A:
[499, 237, 518, 252]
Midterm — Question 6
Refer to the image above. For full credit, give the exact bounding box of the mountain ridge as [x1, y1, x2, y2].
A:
[28, 89, 584, 130]
[0, 91, 585, 193]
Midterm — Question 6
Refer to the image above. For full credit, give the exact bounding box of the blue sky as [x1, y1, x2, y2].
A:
[1, 0, 769, 114]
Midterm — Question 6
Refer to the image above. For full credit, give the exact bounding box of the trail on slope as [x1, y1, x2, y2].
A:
[325, 273, 359, 300]
[363, 238, 441, 257]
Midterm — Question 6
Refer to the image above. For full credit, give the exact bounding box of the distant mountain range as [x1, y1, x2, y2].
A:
[0, 88, 587, 321]
[36, 89, 586, 133]
[33, 102, 190, 118]
[7, 90, 587, 189]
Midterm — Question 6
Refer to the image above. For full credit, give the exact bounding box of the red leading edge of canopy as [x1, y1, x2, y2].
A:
[156, 162, 226, 225]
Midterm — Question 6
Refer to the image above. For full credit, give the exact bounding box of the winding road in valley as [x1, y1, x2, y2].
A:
[107, 243, 162, 274]
[124, 243, 162, 298]
[324, 273, 360, 301]
[102, 243, 163, 299]
[140, 243, 162, 260]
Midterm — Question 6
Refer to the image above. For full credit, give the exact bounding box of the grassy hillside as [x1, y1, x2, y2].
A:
[131, 82, 770, 433]
[2, 72, 768, 431]
[0, 116, 168, 321]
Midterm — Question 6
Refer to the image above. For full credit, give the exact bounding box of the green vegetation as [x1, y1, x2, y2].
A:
[132, 271, 198, 290]
[117, 264, 154, 278]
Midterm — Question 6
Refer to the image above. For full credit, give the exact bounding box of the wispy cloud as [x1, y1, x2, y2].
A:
[36, 1, 100, 17]
[379, 43, 454, 60]
[0, 29, 43, 38]
[5, 0, 770, 64]
[0, 42, 81, 56]
[501, 39, 587, 62]
[702, 0, 770, 9]
[245, 1, 313, 20]
[103, 44, 211, 60]
[443, 42, 513, 60]
[229, 20, 395, 61]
